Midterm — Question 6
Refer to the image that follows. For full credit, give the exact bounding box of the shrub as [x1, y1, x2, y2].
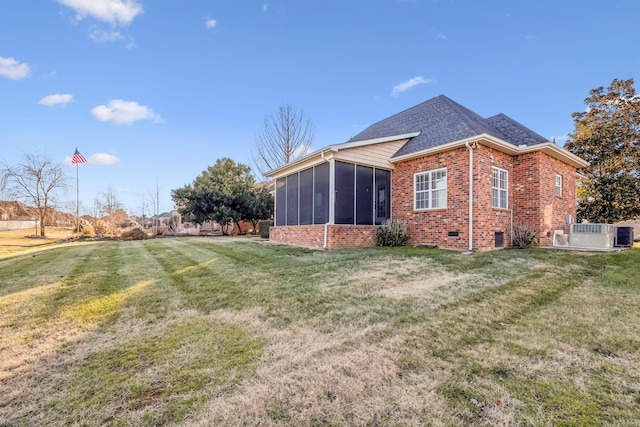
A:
[80, 225, 95, 237]
[509, 222, 538, 248]
[259, 220, 273, 239]
[376, 219, 408, 247]
[121, 228, 151, 241]
[94, 219, 108, 235]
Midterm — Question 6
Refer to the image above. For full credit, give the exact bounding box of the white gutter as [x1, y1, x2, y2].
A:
[390, 134, 589, 169]
[464, 140, 477, 252]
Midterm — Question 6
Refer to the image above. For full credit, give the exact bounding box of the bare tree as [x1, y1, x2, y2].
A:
[99, 185, 122, 232]
[252, 104, 315, 177]
[148, 182, 161, 235]
[1, 153, 68, 236]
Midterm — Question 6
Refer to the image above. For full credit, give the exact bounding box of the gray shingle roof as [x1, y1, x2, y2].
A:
[347, 95, 548, 158]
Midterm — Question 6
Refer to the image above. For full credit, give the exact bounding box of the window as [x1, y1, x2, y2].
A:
[555, 174, 562, 197]
[286, 174, 299, 225]
[313, 162, 329, 224]
[275, 178, 286, 226]
[298, 168, 313, 225]
[334, 161, 355, 224]
[492, 167, 508, 209]
[375, 169, 391, 225]
[356, 165, 374, 225]
[414, 168, 447, 210]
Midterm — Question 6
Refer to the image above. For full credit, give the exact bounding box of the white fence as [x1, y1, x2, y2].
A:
[0, 220, 40, 232]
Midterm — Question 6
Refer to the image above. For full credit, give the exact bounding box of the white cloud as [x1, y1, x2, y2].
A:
[64, 152, 120, 165]
[263, 4, 268, 12]
[58, 0, 143, 26]
[89, 153, 120, 165]
[91, 99, 162, 125]
[39, 93, 74, 107]
[204, 17, 217, 28]
[89, 28, 125, 43]
[437, 33, 447, 40]
[391, 76, 434, 97]
[0, 56, 31, 80]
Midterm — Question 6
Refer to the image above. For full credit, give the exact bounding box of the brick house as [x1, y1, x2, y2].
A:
[266, 95, 588, 251]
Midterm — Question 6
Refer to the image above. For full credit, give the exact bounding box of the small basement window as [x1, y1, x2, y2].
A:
[495, 232, 504, 248]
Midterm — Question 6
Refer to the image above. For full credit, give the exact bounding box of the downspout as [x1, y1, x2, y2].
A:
[320, 150, 335, 249]
[464, 140, 477, 252]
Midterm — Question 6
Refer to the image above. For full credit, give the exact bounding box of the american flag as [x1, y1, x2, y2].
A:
[71, 148, 87, 164]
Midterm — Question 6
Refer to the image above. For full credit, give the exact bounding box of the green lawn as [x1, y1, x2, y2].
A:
[1, 238, 639, 426]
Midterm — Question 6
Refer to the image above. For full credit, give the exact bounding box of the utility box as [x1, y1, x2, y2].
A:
[615, 226, 634, 247]
[569, 224, 616, 249]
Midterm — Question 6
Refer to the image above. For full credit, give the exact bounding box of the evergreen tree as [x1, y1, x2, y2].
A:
[565, 78, 640, 223]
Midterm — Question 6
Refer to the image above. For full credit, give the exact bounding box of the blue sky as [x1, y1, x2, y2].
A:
[1, 0, 638, 216]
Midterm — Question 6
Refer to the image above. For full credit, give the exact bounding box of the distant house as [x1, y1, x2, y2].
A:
[265, 95, 588, 251]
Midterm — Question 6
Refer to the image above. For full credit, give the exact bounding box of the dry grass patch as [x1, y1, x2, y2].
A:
[191, 309, 456, 426]
[377, 270, 472, 299]
[0, 227, 76, 258]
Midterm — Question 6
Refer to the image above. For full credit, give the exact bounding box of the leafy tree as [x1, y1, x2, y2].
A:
[565, 78, 640, 223]
[244, 185, 274, 232]
[252, 104, 315, 177]
[172, 158, 273, 235]
[1, 153, 67, 236]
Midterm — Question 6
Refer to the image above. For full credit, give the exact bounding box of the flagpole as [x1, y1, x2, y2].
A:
[76, 162, 79, 236]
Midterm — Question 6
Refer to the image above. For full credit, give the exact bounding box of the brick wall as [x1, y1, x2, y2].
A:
[326, 225, 378, 249]
[513, 151, 577, 246]
[472, 146, 514, 250]
[269, 224, 377, 249]
[392, 147, 471, 250]
[269, 225, 325, 248]
[393, 145, 578, 250]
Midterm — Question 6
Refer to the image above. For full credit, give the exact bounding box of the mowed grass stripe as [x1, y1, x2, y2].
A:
[401, 250, 640, 425]
[0, 244, 99, 296]
[45, 318, 264, 427]
[141, 239, 249, 314]
[2, 240, 266, 426]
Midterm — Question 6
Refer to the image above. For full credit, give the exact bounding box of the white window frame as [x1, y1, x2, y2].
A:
[492, 166, 508, 209]
[414, 168, 447, 210]
[555, 174, 562, 197]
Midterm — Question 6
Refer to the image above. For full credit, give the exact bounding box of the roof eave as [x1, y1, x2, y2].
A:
[265, 131, 420, 177]
[518, 142, 589, 168]
[343, 131, 420, 149]
[390, 133, 589, 168]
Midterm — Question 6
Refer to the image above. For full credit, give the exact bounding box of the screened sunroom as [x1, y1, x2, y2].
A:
[266, 134, 412, 249]
[274, 161, 391, 226]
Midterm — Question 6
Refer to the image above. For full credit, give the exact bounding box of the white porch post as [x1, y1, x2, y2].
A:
[328, 158, 336, 225]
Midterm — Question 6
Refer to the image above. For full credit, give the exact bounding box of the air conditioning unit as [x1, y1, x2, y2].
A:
[569, 224, 616, 249]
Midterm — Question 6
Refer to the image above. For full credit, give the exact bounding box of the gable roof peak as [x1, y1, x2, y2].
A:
[348, 95, 549, 158]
